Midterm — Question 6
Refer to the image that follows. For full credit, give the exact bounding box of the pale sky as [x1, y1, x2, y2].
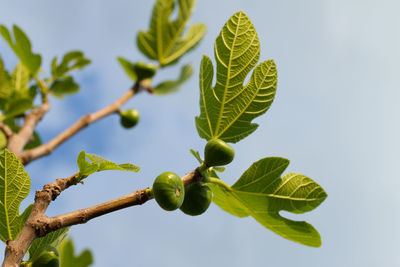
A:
[1, 1, 399, 266]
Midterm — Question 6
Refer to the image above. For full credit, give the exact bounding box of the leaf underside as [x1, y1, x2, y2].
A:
[29, 227, 69, 260]
[137, 0, 206, 66]
[77, 151, 140, 179]
[0, 149, 31, 243]
[208, 157, 327, 247]
[195, 11, 277, 143]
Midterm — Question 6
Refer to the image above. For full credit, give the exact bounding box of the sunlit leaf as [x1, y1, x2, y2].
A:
[51, 50, 90, 79]
[29, 228, 69, 260]
[0, 25, 41, 74]
[117, 57, 137, 81]
[0, 56, 12, 100]
[208, 157, 327, 247]
[195, 12, 277, 143]
[137, 0, 206, 66]
[0, 149, 31, 243]
[77, 151, 140, 179]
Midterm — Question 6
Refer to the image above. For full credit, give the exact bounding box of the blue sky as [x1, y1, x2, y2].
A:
[1, 0, 399, 266]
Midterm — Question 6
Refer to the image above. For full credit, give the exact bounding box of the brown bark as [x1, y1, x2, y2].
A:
[2, 169, 200, 267]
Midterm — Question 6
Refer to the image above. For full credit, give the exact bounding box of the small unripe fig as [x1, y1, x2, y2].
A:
[120, 109, 140, 128]
[180, 183, 212, 216]
[204, 139, 234, 167]
[153, 172, 185, 211]
[133, 61, 157, 81]
[31, 250, 59, 267]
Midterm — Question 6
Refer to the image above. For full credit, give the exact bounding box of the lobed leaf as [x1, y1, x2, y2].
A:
[0, 25, 41, 74]
[137, 0, 206, 66]
[0, 149, 31, 243]
[195, 12, 277, 143]
[209, 157, 327, 247]
[59, 238, 93, 267]
[153, 64, 193, 95]
[77, 151, 140, 179]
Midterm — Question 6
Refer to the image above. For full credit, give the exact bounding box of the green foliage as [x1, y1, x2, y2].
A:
[48, 50, 90, 98]
[195, 12, 277, 143]
[48, 76, 79, 98]
[1, 62, 36, 119]
[208, 157, 327, 247]
[0, 56, 13, 100]
[51, 51, 90, 79]
[0, 149, 31, 243]
[153, 64, 193, 95]
[117, 57, 138, 81]
[0, 130, 6, 150]
[137, 0, 206, 66]
[29, 228, 69, 260]
[23, 130, 42, 150]
[59, 239, 93, 267]
[0, 25, 41, 74]
[76, 151, 140, 179]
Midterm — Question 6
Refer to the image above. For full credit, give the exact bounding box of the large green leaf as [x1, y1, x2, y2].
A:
[153, 64, 193, 95]
[29, 227, 69, 260]
[195, 12, 277, 143]
[0, 149, 31, 243]
[137, 0, 206, 66]
[208, 157, 327, 247]
[77, 151, 140, 179]
[0, 25, 41, 74]
[59, 238, 93, 267]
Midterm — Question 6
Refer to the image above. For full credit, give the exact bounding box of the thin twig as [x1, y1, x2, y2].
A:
[18, 82, 144, 165]
[2, 169, 201, 267]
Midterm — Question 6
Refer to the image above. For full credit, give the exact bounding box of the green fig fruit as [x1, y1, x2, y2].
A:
[204, 139, 234, 167]
[180, 182, 212, 216]
[153, 172, 185, 211]
[120, 109, 140, 128]
[133, 61, 157, 81]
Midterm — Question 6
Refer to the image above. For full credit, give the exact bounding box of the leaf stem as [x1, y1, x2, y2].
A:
[208, 177, 231, 191]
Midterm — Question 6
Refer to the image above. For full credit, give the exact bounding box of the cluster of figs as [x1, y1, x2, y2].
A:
[152, 139, 234, 216]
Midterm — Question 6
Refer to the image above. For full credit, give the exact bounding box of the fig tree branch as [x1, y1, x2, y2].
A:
[2, 169, 201, 267]
[17, 81, 150, 165]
